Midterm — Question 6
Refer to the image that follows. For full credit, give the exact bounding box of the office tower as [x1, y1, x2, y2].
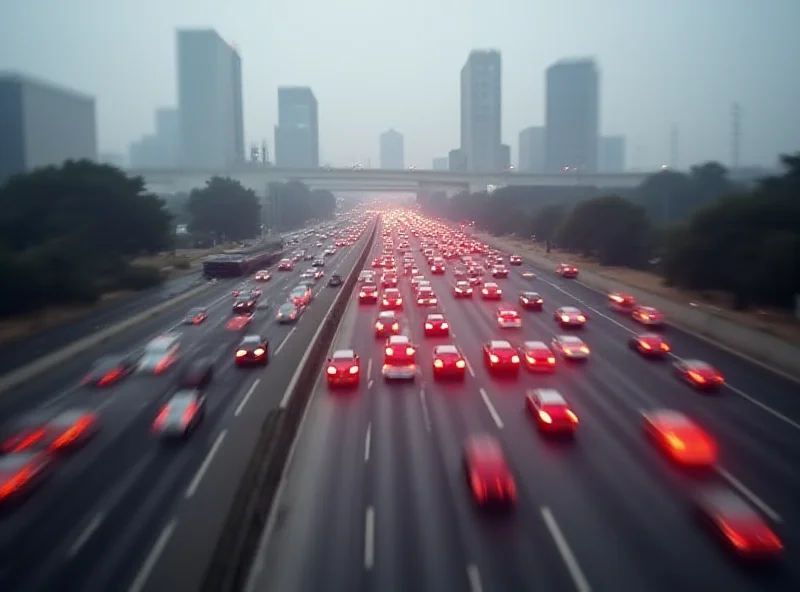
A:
[499, 144, 510, 169]
[519, 126, 545, 172]
[0, 72, 96, 182]
[379, 129, 404, 169]
[544, 58, 599, 173]
[129, 107, 180, 168]
[432, 157, 449, 170]
[598, 135, 626, 173]
[448, 148, 467, 172]
[176, 29, 244, 168]
[460, 50, 502, 171]
[274, 86, 319, 168]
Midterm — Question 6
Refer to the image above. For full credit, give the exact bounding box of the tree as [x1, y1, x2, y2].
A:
[530, 204, 567, 242]
[265, 181, 334, 231]
[187, 176, 261, 241]
[311, 189, 337, 219]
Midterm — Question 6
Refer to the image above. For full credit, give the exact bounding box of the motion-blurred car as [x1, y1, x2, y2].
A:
[496, 306, 522, 329]
[554, 306, 586, 328]
[177, 358, 214, 389]
[431, 259, 446, 274]
[254, 270, 271, 281]
[233, 298, 256, 315]
[312, 259, 325, 267]
[138, 333, 181, 374]
[481, 282, 502, 300]
[452, 280, 473, 298]
[521, 271, 536, 279]
[431, 344, 466, 380]
[183, 307, 208, 324]
[674, 359, 724, 390]
[0, 451, 52, 505]
[380, 273, 398, 288]
[1, 409, 99, 453]
[227, 313, 254, 331]
[525, 389, 579, 435]
[359, 283, 379, 304]
[326, 350, 361, 387]
[276, 302, 302, 324]
[374, 311, 401, 337]
[381, 288, 403, 310]
[278, 259, 294, 271]
[509, 255, 522, 265]
[423, 313, 449, 337]
[81, 354, 137, 387]
[642, 409, 717, 467]
[382, 335, 417, 380]
[463, 434, 516, 509]
[328, 274, 343, 287]
[289, 285, 312, 307]
[483, 340, 520, 374]
[519, 341, 556, 372]
[232, 285, 248, 297]
[358, 270, 375, 282]
[491, 265, 509, 278]
[629, 333, 671, 357]
[152, 389, 205, 439]
[235, 335, 269, 366]
[416, 286, 438, 306]
[555, 263, 578, 278]
[632, 305, 665, 327]
[551, 335, 590, 360]
[518, 292, 543, 311]
[468, 275, 483, 287]
[608, 292, 636, 312]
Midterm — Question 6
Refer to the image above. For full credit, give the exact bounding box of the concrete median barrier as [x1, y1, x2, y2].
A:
[0, 281, 216, 396]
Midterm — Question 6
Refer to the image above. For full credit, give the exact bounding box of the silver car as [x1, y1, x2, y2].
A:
[152, 389, 205, 438]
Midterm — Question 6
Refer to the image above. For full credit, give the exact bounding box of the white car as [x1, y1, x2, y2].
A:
[496, 307, 522, 328]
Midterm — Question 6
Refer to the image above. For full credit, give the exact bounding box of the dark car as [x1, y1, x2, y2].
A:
[233, 298, 256, 314]
[328, 274, 343, 287]
[178, 358, 214, 389]
[235, 335, 269, 366]
[1, 409, 99, 453]
[0, 451, 52, 505]
[81, 354, 137, 387]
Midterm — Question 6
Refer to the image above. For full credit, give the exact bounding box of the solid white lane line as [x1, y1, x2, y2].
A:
[717, 467, 782, 523]
[367, 379, 374, 389]
[127, 519, 177, 592]
[466, 564, 484, 592]
[725, 384, 800, 432]
[541, 507, 592, 592]
[418, 389, 432, 432]
[274, 327, 296, 356]
[235, 379, 260, 416]
[367, 357, 373, 380]
[364, 506, 375, 569]
[364, 423, 372, 462]
[464, 356, 476, 377]
[184, 430, 227, 498]
[478, 388, 504, 429]
[68, 512, 104, 557]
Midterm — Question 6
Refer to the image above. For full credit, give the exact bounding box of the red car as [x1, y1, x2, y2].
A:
[453, 281, 473, 298]
[674, 359, 724, 390]
[525, 389, 579, 435]
[519, 341, 556, 372]
[0, 451, 52, 505]
[555, 263, 578, 278]
[416, 287, 438, 306]
[326, 349, 361, 387]
[468, 275, 482, 287]
[496, 306, 522, 329]
[518, 292, 543, 310]
[375, 311, 400, 337]
[463, 434, 516, 508]
[491, 265, 509, 278]
[381, 288, 403, 310]
[608, 292, 636, 312]
[1, 409, 99, 453]
[481, 282, 502, 300]
[227, 313, 254, 331]
[509, 255, 522, 266]
[632, 305, 665, 327]
[424, 313, 450, 336]
[380, 273, 398, 288]
[554, 306, 586, 328]
[382, 335, 416, 380]
[278, 259, 294, 271]
[629, 333, 671, 356]
[254, 270, 271, 281]
[431, 259, 446, 274]
[642, 409, 717, 467]
[483, 340, 520, 374]
[432, 344, 466, 380]
[359, 283, 379, 304]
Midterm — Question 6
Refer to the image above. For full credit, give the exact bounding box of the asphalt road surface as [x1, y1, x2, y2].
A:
[0, 227, 372, 592]
[247, 222, 800, 592]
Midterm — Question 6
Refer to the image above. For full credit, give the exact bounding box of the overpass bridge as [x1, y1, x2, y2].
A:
[130, 166, 652, 195]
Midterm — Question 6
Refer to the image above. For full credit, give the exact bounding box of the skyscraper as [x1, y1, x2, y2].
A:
[379, 129, 404, 169]
[0, 72, 96, 182]
[544, 58, 599, 173]
[519, 126, 545, 172]
[176, 29, 244, 168]
[432, 157, 448, 170]
[460, 50, 502, 172]
[274, 87, 319, 168]
[598, 135, 626, 173]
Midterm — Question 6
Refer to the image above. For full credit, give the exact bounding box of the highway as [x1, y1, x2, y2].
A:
[0, 222, 372, 592]
[247, 219, 800, 592]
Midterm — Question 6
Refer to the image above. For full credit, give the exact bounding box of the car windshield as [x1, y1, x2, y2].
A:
[188, 308, 205, 315]
[279, 303, 296, 314]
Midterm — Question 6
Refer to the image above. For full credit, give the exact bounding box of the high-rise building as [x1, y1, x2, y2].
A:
[0, 72, 96, 182]
[598, 135, 626, 173]
[176, 29, 244, 169]
[432, 157, 448, 170]
[129, 107, 180, 168]
[460, 50, 502, 172]
[379, 129, 404, 169]
[448, 148, 467, 172]
[519, 126, 545, 172]
[499, 144, 511, 169]
[544, 58, 599, 173]
[274, 86, 319, 168]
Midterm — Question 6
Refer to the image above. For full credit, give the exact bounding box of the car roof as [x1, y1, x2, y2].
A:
[683, 359, 712, 369]
[466, 434, 503, 457]
[241, 335, 262, 343]
[388, 335, 410, 344]
[696, 488, 758, 518]
[647, 409, 692, 427]
[530, 389, 566, 405]
[638, 333, 662, 340]
[484, 282, 498, 287]
[332, 349, 355, 359]
[489, 340, 513, 349]
[426, 313, 444, 320]
[434, 345, 459, 355]
[521, 291, 539, 296]
[523, 340, 548, 349]
[556, 335, 583, 344]
[171, 389, 200, 402]
[559, 306, 581, 313]
[384, 287, 400, 293]
[378, 311, 396, 318]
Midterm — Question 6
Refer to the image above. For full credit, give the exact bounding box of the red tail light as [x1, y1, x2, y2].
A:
[547, 356, 556, 364]
[455, 359, 466, 369]
[577, 315, 586, 322]
[6, 428, 46, 452]
[360, 292, 366, 297]
[566, 409, 579, 423]
[392, 323, 399, 330]
[153, 406, 169, 429]
[489, 354, 499, 364]
[441, 322, 449, 329]
[661, 343, 670, 351]
[539, 410, 553, 423]
[406, 347, 415, 356]
[254, 348, 265, 356]
[688, 371, 706, 384]
[433, 359, 444, 368]
[376, 322, 384, 329]
[182, 401, 198, 424]
[52, 416, 92, 449]
[425, 322, 433, 329]
[0, 466, 33, 500]
[98, 369, 121, 386]
[385, 347, 394, 356]
[327, 366, 337, 375]
[349, 365, 359, 374]
[511, 355, 520, 364]
[236, 349, 247, 357]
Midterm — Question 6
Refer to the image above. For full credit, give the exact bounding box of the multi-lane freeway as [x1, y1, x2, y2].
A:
[0, 224, 372, 592]
[247, 217, 800, 592]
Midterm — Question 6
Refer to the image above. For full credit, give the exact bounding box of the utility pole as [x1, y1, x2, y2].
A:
[731, 103, 741, 169]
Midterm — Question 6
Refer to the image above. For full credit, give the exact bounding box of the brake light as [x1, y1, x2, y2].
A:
[482, 289, 488, 294]
[392, 323, 399, 330]
[153, 406, 169, 429]
[566, 410, 579, 423]
[98, 369, 121, 386]
[467, 288, 473, 293]
[688, 371, 706, 384]
[376, 322, 384, 330]
[7, 428, 46, 452]
[154, 358, 170, 374]
[51, 416, 92, 449]
[661, 343, 670, 351]
[0, 466, 33, 501]
[561, 315, 570, 322]
[489, 354, 499, 363]
[664, 432, 686, 451]
[511, 355, 520, 364]
[183, 401, 198, 424]
[441, 322, 449, 328]
[397, 298, 403, 304]
[538, 410, 553, 424]
[641, 313, 650, 320]
[577, 315, 586, 322]
[431, 298, 438, 303]
[547, 356, 556, 364]
[455, 359, 466, 368]
[382, 299, 389, 305]
[580, 346, 590, 354]
[254, 348, 265, 356]
[406, 347, 415, 356]
[521, 297, 528, 303]
[497, 290, 502, 294]
[359, 292, 366, 297]
[640, 341, 652, 350]
[425, 322, 433, 329]
[418, 299, 423, 304]
[327, 366, 337, 375]
[385, 347, 393, 356]
[433, 359, 444, 368]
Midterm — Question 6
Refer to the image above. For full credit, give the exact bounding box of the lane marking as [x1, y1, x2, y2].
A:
[724, 384, 800, 432]
[235, 379, 260, 416]
[464, 356, 476, 377]
[466, 564, 484, 592]
[364, 422, 372, 462]
[541, 507, 592, 592]
[68, 512, 104, 557]
[364, 506, 375, 570]
[184, 430, 227, 498]
[478, 387, 504, 429]
[367, 357, 373, 380]
[274, 327, 296, 356]
[717, 467, 782, 523]
[127, 519, 177, 592]
[418, 389, 432, 432]
[368, 379, 374, 389]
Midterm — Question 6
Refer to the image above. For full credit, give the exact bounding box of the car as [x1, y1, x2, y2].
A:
[152, 389, 205, 439]
[554, 306, 586, 328]
[300, 271, 316, 283]
[235, 335, 269, 366]
[674, 359, 725, 390]
[413, 280, 432, 295]
[496, 306, 522, 328]
[289, 285, 312, 306]
[371, 257, 383, 268]
[551, 335, 590, 360]
[519, 341, 556, 372]
[525, 389, 579, 435]
[0, 451, 52, 505]
[227, 313, 254, 330]
[468, 275, 483, 286]
[303, 253, 315, 261]
[326, 350, 361, 387]
[312, 259, 325, 267]
[517, 292, 543, 311]
[382, 335, 417, 380]
[555, 263, 579, 278]
[381, 288, 403, 310]
[483, 340, 520, 374]
[416, 286, 438, 306]
[509, 255, 522, 265]
[410, 275, 426, 290]
[431, 344, 466, 379]
[491, 265, 509, 278]
[233, 297, 256, 314]
[453, 267, 467, 279]
[374, 311, 401, 337]
[177, 358, 214, 388]
[309, 269, 324, 280]
[629, 333, 671, 356]
[254, 270, 271, 281]
[632, 305, 666, 327]
[424, 313, 450, 336]
[608, 292, 636, 312]
[481, 282, 502, 300]
[359, 282, 379, 304]
[1, 409, 99, 453]
[232, 285, 248, 297]
[278, 259, 294, 271]
[463, 434, 516, 508]
[250, 287, 263, 299]
[380, 273, 398, 288]
[642, 409, 717, 467]
[81, 354, 137, 387]
[453, 280, 473, 298]
[138, 333, 181, 374]
[324, 248, 336, 256]
[521, 271, 536, 279]
[183, 307, 208, 324]
[431, 259, 446, 274]
[328, 274, 343, 287]
[358, 270, 375, 282]
[692, 487, 783, 559]
[276, 302, 302, 323]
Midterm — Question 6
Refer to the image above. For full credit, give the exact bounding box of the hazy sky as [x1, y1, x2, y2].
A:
[2, 0, 799, 169]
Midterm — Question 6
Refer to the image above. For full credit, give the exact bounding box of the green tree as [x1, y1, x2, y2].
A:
[530, 204, 568, 242]
[187, 176, 261, 241]
[311, 189, 337, 219]
[265, 181, 334, 230]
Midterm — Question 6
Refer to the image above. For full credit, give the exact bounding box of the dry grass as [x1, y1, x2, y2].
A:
[133, 245, 232, 271]
[477, 232, 800, 345]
